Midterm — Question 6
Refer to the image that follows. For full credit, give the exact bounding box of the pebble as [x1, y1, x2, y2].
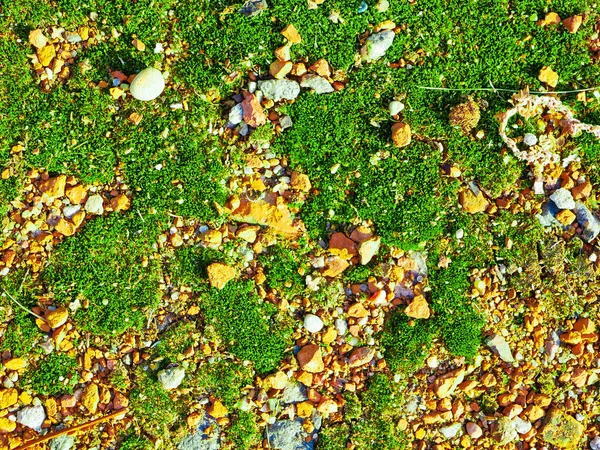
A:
[84, 195, 104, 215]
[300, 74, 334, 94]
[335, 319, 348, 336]
[130, 68, 165, 101]
[440, 422, 462, 439]
[358, 1, 368, 13]
[486, 334, 514, 363]
[361, 30, 395, 62]
[63, 205, 81, 219]
[575, 202, 600, 242]
[158, 367, 186, 390]
[466, 422, 482, 439]
[455, 228, 464, 239]
[590, 436, 600, 450]
[389, 101, 404, 116]
[228, 103, 244, 125]
[258, 79, 300, 102]
[240, 0, 268, 17]
[375, 0, 389, 12]
[303, 314, 324, 333]
[17, 405, 46, 432]
[513, 416, 532, 434]
[50, 435, 75, 450]
[550, 188, 576, 210]
[523, 133, 538, 146]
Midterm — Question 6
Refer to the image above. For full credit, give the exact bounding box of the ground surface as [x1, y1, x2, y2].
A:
[2, 0, 600, 449]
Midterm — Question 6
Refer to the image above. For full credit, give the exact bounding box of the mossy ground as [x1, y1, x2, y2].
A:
[1, 0, 600, 448]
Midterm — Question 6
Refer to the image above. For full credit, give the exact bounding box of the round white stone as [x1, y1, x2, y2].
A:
[130, 68, 165, 101]
[303, 314, 324, 333]
[523, 133, 538, 146]
[389, 101, 404, 116]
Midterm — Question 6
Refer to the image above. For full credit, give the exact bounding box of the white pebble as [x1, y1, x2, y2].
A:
[389, 101, 404, 116]
[130, 68, 165, 101]
[335, 318, 348, 336]
[303, 314, 324, 333]
[523, 133, 538, 146]
[84, 195, 104, 215]
[455, 228, 464, 239]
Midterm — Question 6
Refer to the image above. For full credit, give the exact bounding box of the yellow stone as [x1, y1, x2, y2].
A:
[296, 401, 314, 418]
[0, 417, 15, 433]
[538, 66, 559, 87]
[37, 44, 56, 66]
[207, 263, 236, 290]
[208, 400, 228, 418]
[19, 391, 32, 405]
[82, 383, 99, 414]
[46, 307, 69, 329]
[0, 389, 18, 409]
[4, 358, 26, 371]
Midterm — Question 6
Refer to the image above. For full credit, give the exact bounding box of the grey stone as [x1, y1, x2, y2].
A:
[334, 319, 347, 336]
[590, 436, 600, 450]
[300, 74, 334, 94]
[575, 202, 600, 242]
[389, 101, 404, 116]
[523, 133, 538, 146]
[537, 202, 561, 228]
[240, 0, 268, 17]
[550, 188, 576, 210]
[63, 205, 81, 219]
[280, 115, 293, 129]
[178, 413, 220, 450]
[440, 422, 462, 439]
[17, 405, 46, 432]
[50, 435, 75, 450]
[84, 194, 104, 215]
[228, 103, 243, 125]
[361, 30, 395, 62]
[258, 79, 300, 102]
[158, 366, 185, 390]
[513, 416, 532, 435]
[492, 416, 518, 445]
[486, 334, 514, 363]
[266, 420, 314, 450]
[281, 382, 308, 404]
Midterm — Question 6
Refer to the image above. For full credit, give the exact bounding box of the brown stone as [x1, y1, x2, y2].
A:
[571, 181, 592, 200]
[46, 307, 69, 329]
[113, 391, 129, 410]
[270, 60, 293, 80]
[537, 12, 561, 26]
[329, 232, 358, 256]
[573, 318, 596, 334]
[556, 209, 576, 225]
[66, 184, 86, 204]
[72, 211, 86, 228]
[55, 218, 76, 236]
[29, 29, 48, 49]
[296, 401, 313, 418]
[309, 58, 331, 77]
[230, 198, 303, 237]
[348, 347, 375, 368]
[207, 263, 236, 289]
[266, 371, 288, 390]
[525, 404, 545, 422]
[208, 400, 228, 418]
[563, 15, 583, 33]
[291, 63, 307, 77]
[561, 331, 581, 345]
[391, 122, 411, 147]
[503, 403, 523, 419]
[281, 24, 302, 43]
[110, 194, 131, 212]
[297, 344, 324, 373]
[431, 368, 466, 398]
[37, 44, 56, 66]
[39, 175, 67, 199]
[466, 422, 482, 439]
[459, 189, 489, 213]
[241, 93, 266, 127]
[291, 172, 312, 192]
[82, 383, 99, 414]
[347, 302, 368, 318]
[274, 45, 291, 61]
[539, 66, 559, 88]
[405, 295, 431, 319]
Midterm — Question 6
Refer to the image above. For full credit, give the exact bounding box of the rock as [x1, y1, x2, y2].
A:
[266, 420, 313, 450]
[113, 391, 129, 410]
[37, 44, 56, 66]
[50, 435, 75, 450]
[538, 12, 561, 26]
[322, 327, 337, 344]
[110, 194, 131, 212]
[130, 68, 165, 101]
[555, 209, 576, 225]
[431, 368, 465, 398]
[358, 236, 380, 265]
[575, 202, 600, 242]
[241, 93, 266, 127]
[563, 15, 582, 33]
[404, 295, 431, 319]
[539, 66, 559, 88]
[229, 103, 244, 125]
[572, 181, 592, 200]
[236, 225, 260, 243]
[17, 405, 46, 431]
[0, 417, 16, 433]
[375, 0, 389, 12]
[0, 388, 18, 409]
[550, 188, 576, 210]
[389, 101, 404, 116]
[208, 400, 228, 419]
[55, 218, 76, 236]
[281, 24, 302, 44]
[523, 133, 538, 146]
[541, 408, 584, 448]
[282, 383, 308, 404]
[361, 30, 395, 62]
[513, 416, 532, 435]
[84, 194, 104, 215]
[297, 344, 324, 373]
[291, 172, 311, 192]
[391, 122, 411, 147]
[329, 232, 358, 256]
[270, 60, 293, 79]
[39, 175, 67, 199]
[300, 74, 334, 94]
[459, 188, 489, 214]
[335, 319, 347, 336]
[240, 0, 268, 16]
[158, 366, 185, 390]
[258, 79, 301, 102]
[207, 262, 237, 289]
[449, 99, 480, 133]
[486, 334, 514, 363]
[29, 29, 49, 49]
[492, 416, 518, 445]
[304, 314, 324, 333]
[308, 58, 330, 77]
[178, 412, 220, 450]
[321, 256, 350, 277]
[63, 205, 81, 219]
[66, 185, 86, 204]
[275, 45, 291, 61]
[440, 422, 462, 439]
[230, 198, 302, 237]
[4, 358, 26, 371]
[82, 383, 99, 414]
[466, 422, 482, 439]
[280, 115, 293, 129]
[348, 347, 375, 368]
[266, 371, 289, 390]
[591, 437, 600, 450]
[46, 307, 69, 328]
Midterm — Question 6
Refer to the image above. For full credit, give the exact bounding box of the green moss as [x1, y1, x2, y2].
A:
[42, 212, 162, 336]
[153, 321, 197, 366]
[0, 310, 41, 358]
[21, 353, 79, 396]
[343, 392, 362, 420]
[258, 243, 309, 299]
[201, 280, 290, 374]
[317, 423, 350, 450]
[226, 411, 261, 450]
[119, 435, 154, 450]
[192, 359, 253, 410]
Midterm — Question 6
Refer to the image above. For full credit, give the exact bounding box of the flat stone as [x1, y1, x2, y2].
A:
[486, 334, 514, 363]
[290, 172, 311, 192]
[321, 256, 350, 278]
[266, 420, 313, 450]
[575, 202, 600, 242]
[459, 188, 489, 213]
[431, 368, 465, 399]
[270, 60, 293, 79]
[550, 188, 576, 210]
[230, 198, 303, 237]
[46, 307, 69, 328]
[404, 295, 431, 319]
[0, 388, 18, 409]
[541, 408, 584, 448]
[466, 422, 482, 439]
[39, 175, 67, 199]
[229, 103, 243, 125]
[513, 416, 532, 435]
[208, 400, 228, 419]
[82, 383, 99, 414]
[303, 314, 324, 333]
[130, 68, 165, 101]
[281, 24, 302, 44]
[4, 358, 26, 371]
[556, 209, 576, 225]
[110, 194, 131, 212]
[539, 66, 559, 88]
[258, 79, 301, 102]
[329, 232, 357, 256]
[50, 435, 75, 450]
[17, 405, 46, 431]
[207, 263, 236, 290]
[241, 93, 266, 127]
[177, 412, 220, 450]
[347, 347, 375, 368]
[308, 59, 330, 77]
[29, 29, 48, 49]
[389, 101, 404, 116]
[492, 416, 518, 445]
[37, 44, 56, 66]
[240, 0, 268, 16]
[84, 195, 104, 215]
[361, 30, 395, 62]
[297, 344, 324, 373]
[563, 15, 582, 33]
[0, 417, 15, 433]
[158, 366, 186, 390]
[391, 122, 411, 147]
[440, 422, 462, 439]
[300, 74, 334, 94]
[66, 185, 86, 204]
